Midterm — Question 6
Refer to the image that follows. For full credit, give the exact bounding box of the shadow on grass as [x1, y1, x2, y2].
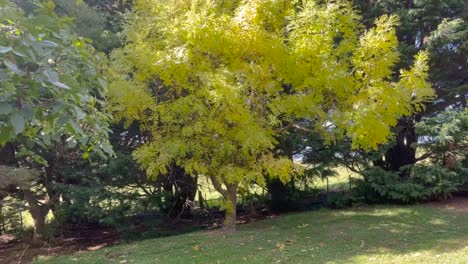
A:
[34, 205, 468, 264]
[236, 205, 468, 263]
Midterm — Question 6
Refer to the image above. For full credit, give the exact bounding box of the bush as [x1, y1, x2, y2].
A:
[353, 164, 465, 204]
[325, 192, 353, 209]
[412, 165, 463, 199]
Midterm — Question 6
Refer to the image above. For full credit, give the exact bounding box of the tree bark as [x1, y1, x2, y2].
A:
[210, 177, 238, 230]
[378, 118, 417, 179]
[22, 190, 49, 241]
[464, 0, 468, 19]
[161, 165, 198, 218]
[0, 143, 16, 166]
[266, 178, 291, 213]
[222, 184, 238, 230]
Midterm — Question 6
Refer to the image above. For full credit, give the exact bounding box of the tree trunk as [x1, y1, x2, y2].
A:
[378, 118, 417, 179]
[161, 165, 198, 218]
[198, 190, 206, 210]
[0, 143, 16, 166]
[32, 212, 47, 240]
[22, 190, 49, 241]
[266, 178, 291, 213]
[222, 184, 238, 230]
[0, 199, 4, 234]
[266, 131, 296, 212]
[464, 0, 468, 19]
[209, 177, 238, 230]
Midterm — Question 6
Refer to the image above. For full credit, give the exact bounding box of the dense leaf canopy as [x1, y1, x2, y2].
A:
[0, 0, 112, 162]
[111, 0, 433, 186]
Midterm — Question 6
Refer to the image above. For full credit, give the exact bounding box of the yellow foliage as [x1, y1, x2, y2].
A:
[109, 0, 433, 201]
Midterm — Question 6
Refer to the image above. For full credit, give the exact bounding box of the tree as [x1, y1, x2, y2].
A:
[353, 0, 467, 176]
[110, 0, 432, 228]
[0, 0, 112, 239]
[415, 108, 468, 170]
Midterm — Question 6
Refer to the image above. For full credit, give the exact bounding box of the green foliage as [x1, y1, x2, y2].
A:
[355, 0, 466, 173]
[355, 167, 425, 203]
[354, 163, 466, 203]
[325, 192, 353, 209]
[0, 196, 28, 234]
[411, 165, 463, 199]
[54, 0, 123, 53]
[0, 0, 112, 162]
[415, 108, 468, 166]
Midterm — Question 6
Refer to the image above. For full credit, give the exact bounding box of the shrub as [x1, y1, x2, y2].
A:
[353, 164, 465, 203]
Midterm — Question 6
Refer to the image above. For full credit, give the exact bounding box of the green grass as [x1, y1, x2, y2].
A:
[35, 204, 468, 264]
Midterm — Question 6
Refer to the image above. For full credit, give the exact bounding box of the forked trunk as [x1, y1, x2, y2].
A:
[23, 190, 49, 241]
[209, 177, 238, 230]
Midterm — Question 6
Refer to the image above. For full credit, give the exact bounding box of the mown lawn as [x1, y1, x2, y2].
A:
[35, 204, 468, 264]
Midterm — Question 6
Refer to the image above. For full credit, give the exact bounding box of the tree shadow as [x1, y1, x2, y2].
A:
[237, 205, 468, 263]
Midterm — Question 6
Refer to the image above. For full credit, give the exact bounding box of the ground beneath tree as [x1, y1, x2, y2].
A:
[0, 210, 270, 264]
[2, 195, 468, 264]
[0, 226, 120, 264]
[425, 190, 468, 213]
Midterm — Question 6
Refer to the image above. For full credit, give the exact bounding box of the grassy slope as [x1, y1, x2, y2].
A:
[36, 205, 468, 264]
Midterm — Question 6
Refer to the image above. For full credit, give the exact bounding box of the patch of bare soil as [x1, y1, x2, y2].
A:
[0, 226, 120, 264]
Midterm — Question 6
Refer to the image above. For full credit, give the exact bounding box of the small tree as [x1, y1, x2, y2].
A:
[0, 0, 112, 239]
[111, 0, 433, 228]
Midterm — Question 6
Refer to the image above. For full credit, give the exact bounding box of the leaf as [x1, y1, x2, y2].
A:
[69, 120, 84, 135]
[20, 104, 34, 119]
[43, 69, 70, 89]
[74, 107, 86, 120]
[44, 69, 59, 83]
[276, 242, 285, 251]
[98, 78, 108, 89]
[56, 116, 69, 127]
[39, 40, 58, 48]
[10, 112, 25, 135]
[52, 81, 71, 90]
[0, 46, 12, 53]
[100, 143, 113, 155]
[0, 127, 13, 145]
[0, 103, 13, 114]
[12, 49, 26, 57]
[2, 59, 25, 75]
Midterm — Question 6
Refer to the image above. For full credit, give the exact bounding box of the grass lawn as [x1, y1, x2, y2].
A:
[35, 204, 468, 264]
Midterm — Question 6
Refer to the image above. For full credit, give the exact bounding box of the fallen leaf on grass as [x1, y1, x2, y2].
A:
[276, 243, 285, 251]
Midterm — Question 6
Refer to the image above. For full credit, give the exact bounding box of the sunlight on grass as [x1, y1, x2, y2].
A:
[350, 245, 468, 264]
[333, 207, 412, 217]
[34, 205, 468, 264]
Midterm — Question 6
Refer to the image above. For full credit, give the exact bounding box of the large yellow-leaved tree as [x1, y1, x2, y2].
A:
[110, 0, 433, 228]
